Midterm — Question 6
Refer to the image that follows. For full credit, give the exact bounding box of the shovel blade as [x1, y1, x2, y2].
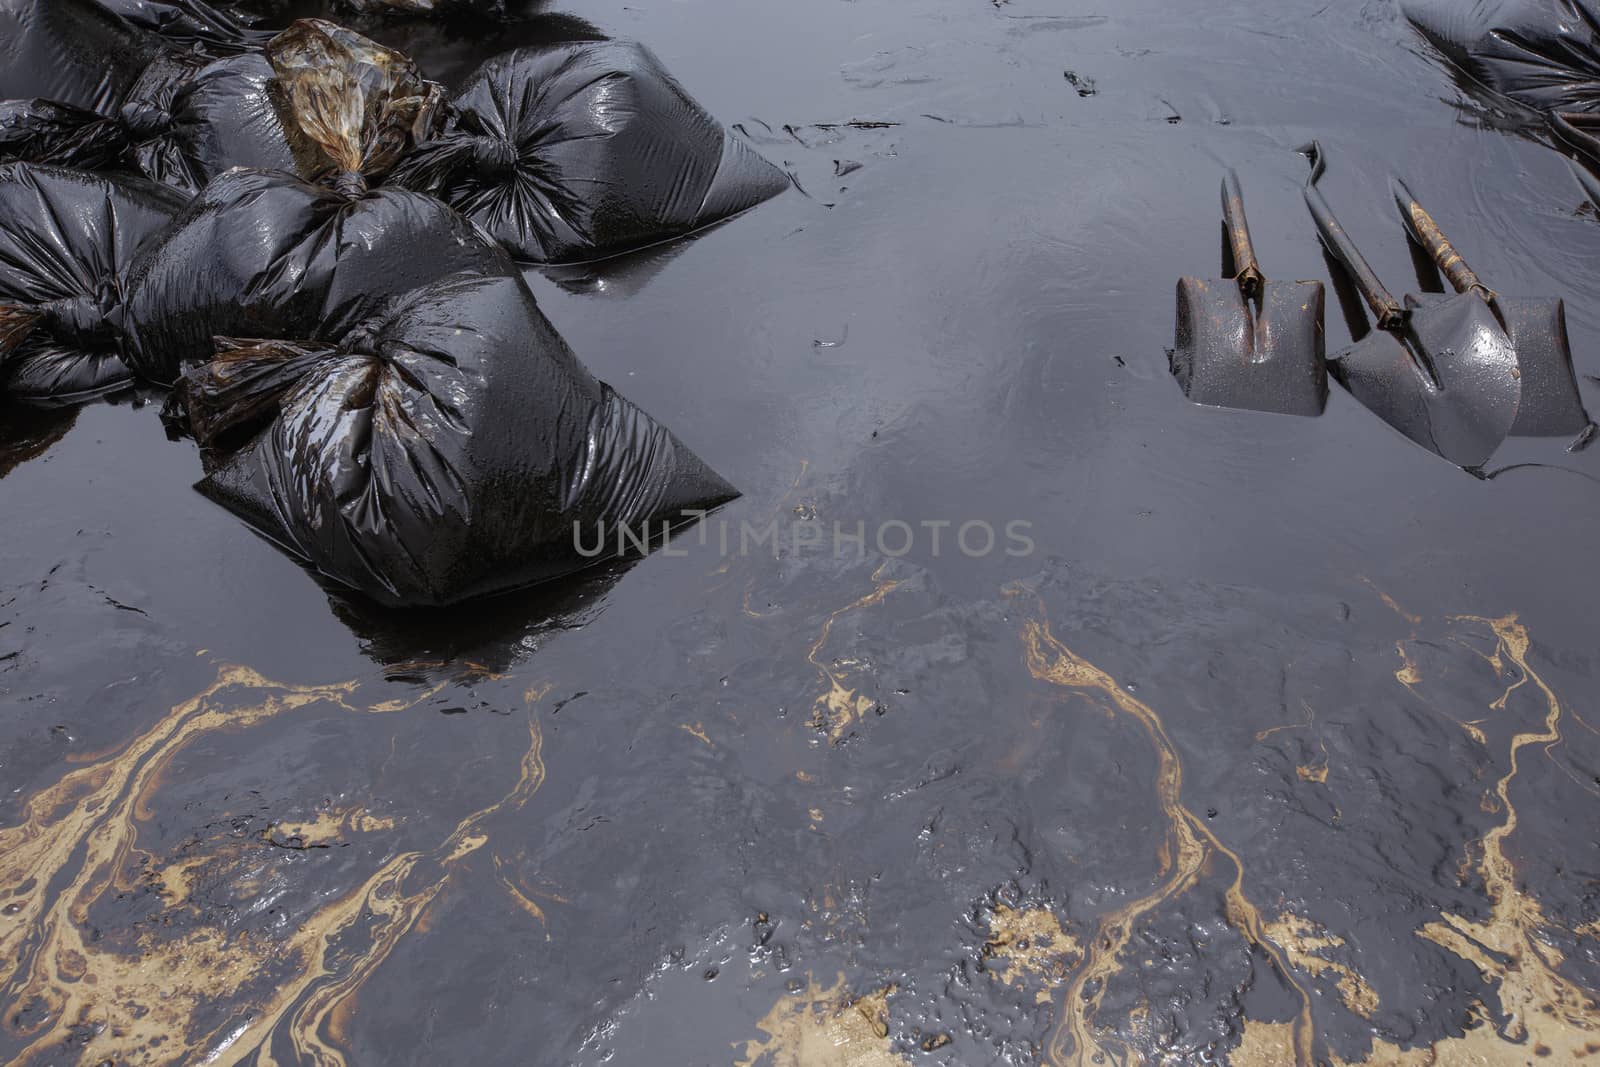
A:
[1492, 296, 1593, 436]
[1172, 277, 1327, 416]
[1331, 293, 1520, 468]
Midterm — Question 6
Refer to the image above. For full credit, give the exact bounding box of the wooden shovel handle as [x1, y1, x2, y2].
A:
[1221, 171, 1264, 296]
[1390, 177, 1494, 302]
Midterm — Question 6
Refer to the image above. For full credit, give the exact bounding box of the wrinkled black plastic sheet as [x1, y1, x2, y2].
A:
[1404, 0, 1600, 113]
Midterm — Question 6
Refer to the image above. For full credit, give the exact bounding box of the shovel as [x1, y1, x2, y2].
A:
[1391, 176, 1592, 437]
[1302, 142, 1521, 468]
[1172, 171, 1327, 415]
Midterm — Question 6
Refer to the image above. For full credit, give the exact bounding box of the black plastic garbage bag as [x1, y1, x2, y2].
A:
[338, 0, 506, 16]
[117, 20, 500, 382]
[390, 40, 789, 264]
[0, 100, 133, 171]
[126, 52, 304, 193]
[0, 0, 168, 111]
[0, 163, 186, 402]
[170, 272, 739, 606]
[1403, 0, 1600, 113]
[98, 0, 272, 54]
[1, 53, 304, 195]
[120, 169, 511, 381]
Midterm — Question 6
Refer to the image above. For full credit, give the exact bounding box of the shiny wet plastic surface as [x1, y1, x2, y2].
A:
[3, 0, 1599, 1063]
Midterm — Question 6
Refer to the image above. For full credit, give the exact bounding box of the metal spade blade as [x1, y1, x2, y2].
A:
[1391, 176, 1592, 437]
[1172, 170, 1327, 415]
[1302, 142, 1521, 467]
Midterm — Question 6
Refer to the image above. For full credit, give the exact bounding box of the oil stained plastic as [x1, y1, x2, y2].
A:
[1403, 0, 1600, 113]
[0, 163, 186, 402]
[390, 40, 789, 264]
[118, 20, 500, 382]
[170, 273, 740, 607]
[266, 17, 445, 182]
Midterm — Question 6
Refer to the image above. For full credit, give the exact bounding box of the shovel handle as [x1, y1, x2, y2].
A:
[1301, 142, 1405, 330]
[1390, 177, 1494, 302]
[1221, 171, 1264, 296]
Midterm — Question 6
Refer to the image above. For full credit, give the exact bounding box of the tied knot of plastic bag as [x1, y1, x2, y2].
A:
[332, 169, 369, 198]
[37, 291, 117, 349]
[0, 286, 116, 360]
[169, 336, 348, 447]
[40, 275, 117, 347]
[339, 321, 383, 357]
[117, 99, 174, 141]
[470, 135, 519, 177]
[267, 18, 444, 189]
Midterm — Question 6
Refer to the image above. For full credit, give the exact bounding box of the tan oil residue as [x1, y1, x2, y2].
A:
[264, 806, 397, 849]
[1295, 762, 1329, 783]
[0, 665, 551, 1066]
[1229, 1019, 1303, 1067]
[1340, 613, 1599, 1065]
[1262, 913, 1378, 1018]
[1256, 702, 1330, 784]
[1378, 590, 1490, 746]
[808, 564, 900, 742]
[1360, 576, 1421, 627]
[493, 854, 566, 942]
[982, 904, 1082, 1005]
[1008, 586, 1315, 1067]
[736, 975, 910, 1067]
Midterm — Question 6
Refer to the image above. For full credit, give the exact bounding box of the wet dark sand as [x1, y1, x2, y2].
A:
[2, 0, 1598, 1063]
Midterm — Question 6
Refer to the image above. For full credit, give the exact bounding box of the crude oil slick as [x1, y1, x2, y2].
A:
[3, 0, 1600, 1063]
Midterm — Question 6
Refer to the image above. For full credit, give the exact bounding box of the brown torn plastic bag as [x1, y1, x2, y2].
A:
[179, 338, 346, 448]
[266, 18, 444, 187]
[0, 306, 44, 359]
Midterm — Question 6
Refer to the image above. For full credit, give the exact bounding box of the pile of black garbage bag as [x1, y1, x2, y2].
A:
[0, 0, 787, 606]
[1404, 0, 1600, 198]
